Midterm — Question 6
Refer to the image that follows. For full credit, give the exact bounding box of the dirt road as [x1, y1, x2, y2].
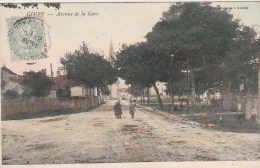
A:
[2, 100, 260, 164]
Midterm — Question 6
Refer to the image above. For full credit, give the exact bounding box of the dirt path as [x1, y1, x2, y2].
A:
[2, 100, 260, 164]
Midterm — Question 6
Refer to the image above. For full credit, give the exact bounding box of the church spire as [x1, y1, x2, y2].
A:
[108, 39, 114, 62]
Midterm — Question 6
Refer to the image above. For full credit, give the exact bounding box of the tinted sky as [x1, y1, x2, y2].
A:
[0, 2, 259, 76]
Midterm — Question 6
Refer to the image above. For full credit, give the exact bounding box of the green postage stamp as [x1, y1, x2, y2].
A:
[7, 17, 49, 61]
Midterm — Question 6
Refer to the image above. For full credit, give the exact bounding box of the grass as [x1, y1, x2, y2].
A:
[139, 98, 260, 133]
[187, 114, 260, 133]
[142, 103, 226, 114]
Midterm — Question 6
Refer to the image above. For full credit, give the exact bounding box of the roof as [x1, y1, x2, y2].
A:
[1, 66, 17, 75]
[119, 88, 128, 93]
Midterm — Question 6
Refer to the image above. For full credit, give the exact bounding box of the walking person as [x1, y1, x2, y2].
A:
[129, 100, 136, 119]
[114, 101, 122, 118]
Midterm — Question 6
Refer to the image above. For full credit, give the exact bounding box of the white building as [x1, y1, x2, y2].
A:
[150, 82, 167, 96]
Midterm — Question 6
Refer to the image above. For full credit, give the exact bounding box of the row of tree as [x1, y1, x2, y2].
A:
[114, 2, 260, 110]
[46, 2, 259, 111]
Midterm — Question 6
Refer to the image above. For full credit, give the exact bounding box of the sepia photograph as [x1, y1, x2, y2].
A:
[0, 1, 260, 167]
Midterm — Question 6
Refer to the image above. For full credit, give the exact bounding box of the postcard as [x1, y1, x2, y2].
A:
[0, 1, 260, 168]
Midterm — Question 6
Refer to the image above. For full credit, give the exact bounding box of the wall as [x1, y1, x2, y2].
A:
[1, 97, 98, 120]
[245, 96, 257, 120]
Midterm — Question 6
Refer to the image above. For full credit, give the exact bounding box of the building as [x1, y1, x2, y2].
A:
[1, 66, 24, 96]
[51, 73, 79, 90]
[107, 40, 119, 100]
[119, 88, 129, 99]
[150, 82, 167, 96]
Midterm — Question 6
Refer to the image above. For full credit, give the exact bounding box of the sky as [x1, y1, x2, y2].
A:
[0, 2, 259, 78]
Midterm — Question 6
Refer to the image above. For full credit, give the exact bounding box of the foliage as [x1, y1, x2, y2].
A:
[21, 90, 31, 99]
[56, 86, 71, 98]
[146, 2, 241, 94]
[128, 85, 142, 97]
[1, 3, 61, 9]
[102, 86, 110, 95]
[4, 90, 19, 99]
[115, 42, 175, 109]
[22, 71, 52, 97]
[1, 80, 7, 90]
[60, 42, 117, 89]
[222, 26, 260, 94]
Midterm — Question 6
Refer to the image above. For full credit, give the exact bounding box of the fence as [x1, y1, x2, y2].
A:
[245, 96, 258, 120]
[1, 97, 99, 120]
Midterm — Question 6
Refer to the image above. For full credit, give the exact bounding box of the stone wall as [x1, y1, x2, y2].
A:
[1, 97, 98, 120]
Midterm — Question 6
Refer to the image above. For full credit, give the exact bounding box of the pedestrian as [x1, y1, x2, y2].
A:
[114, 101, 122, 118]
[129, 100, 136, 119]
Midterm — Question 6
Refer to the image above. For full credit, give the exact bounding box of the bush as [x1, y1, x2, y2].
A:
[1, 80, 7, 90]
[21, 91, 31, 99]
[56, 86, 71, 98]
[4, 90, 19, 99]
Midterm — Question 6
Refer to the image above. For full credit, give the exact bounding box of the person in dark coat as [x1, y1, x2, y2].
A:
[114, 101, 122, 118]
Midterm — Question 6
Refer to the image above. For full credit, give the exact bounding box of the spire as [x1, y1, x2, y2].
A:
[50, 63, 54, 77]
[108, 39, 114, 62]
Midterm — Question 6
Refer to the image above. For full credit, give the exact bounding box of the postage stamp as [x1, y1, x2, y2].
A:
[7, 16, 49, 61]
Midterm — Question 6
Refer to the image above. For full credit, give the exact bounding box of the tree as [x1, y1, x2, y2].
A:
[4, 90, 19, 99]
[60, 42, 117, 102]
[56, 86, 71, 98]
[22, 71, 52, 98]
[146, 2, 240, 96]
[146, 2, 260, 112]
[1, 3, 61, 9]
[1, 80, 7, 90]
[115, 42, 179, 109]
[102, 86, 110, 95]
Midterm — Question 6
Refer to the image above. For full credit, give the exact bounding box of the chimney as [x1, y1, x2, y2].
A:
[50, 63, 54, 77]
[57, 69, 61, 77]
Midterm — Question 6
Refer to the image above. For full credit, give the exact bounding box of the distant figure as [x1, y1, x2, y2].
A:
[114, 101, 122, 118]
[129, 100, 136, 119]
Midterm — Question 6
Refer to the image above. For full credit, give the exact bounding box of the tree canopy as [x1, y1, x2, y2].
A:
[146, 2, 259, 95]
[60, 42, 117, 89]
[1, 3, 61, 9]
[22, 71, 52, 98]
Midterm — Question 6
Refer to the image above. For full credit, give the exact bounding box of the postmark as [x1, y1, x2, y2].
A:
[7, 17, 50, 61]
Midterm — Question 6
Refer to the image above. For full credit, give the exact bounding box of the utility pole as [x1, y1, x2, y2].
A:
[170, 54, 174, 113]
[187, 57, 190, 113]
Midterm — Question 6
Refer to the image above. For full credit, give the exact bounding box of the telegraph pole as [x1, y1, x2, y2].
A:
[170, 54, 174, 113]
[187, 57, 190, 113]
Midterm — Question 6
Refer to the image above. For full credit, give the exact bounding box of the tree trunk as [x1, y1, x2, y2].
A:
[96, 87, 100, 105]
[101, 87, 104, 103]
[89, 88, 93, 108]
[98, 87, 103, 105]
[191, 70, 196, 105]
[152, 82, 163, 110]
[170, 81, 174, 113]
[142, 89, 145, 104]
[140, 89, 143, 104]
[224, 81, 232, 111]
[147, 87, 150, 105]
[257, 69, 260, 124]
